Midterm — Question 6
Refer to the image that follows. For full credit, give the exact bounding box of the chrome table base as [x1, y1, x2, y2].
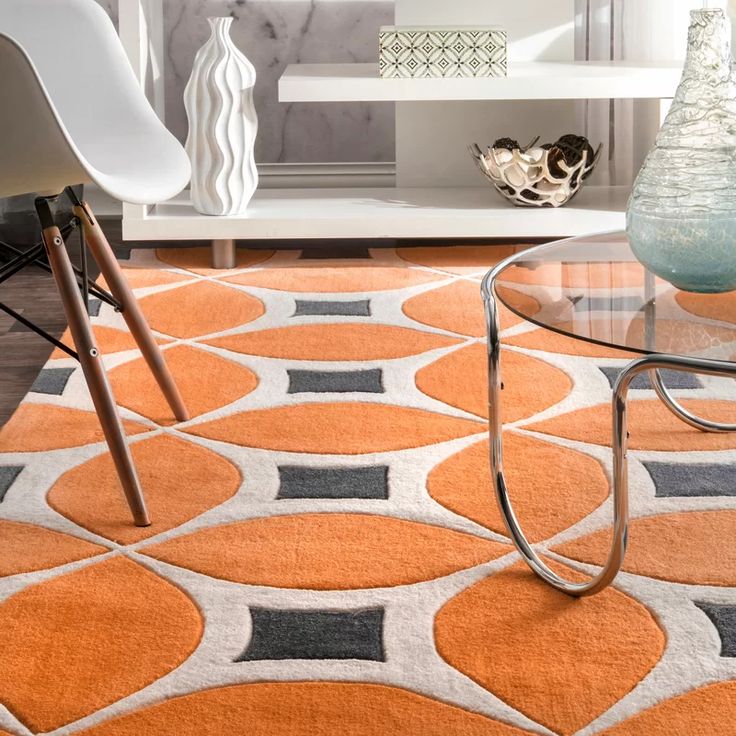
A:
[482, 264, 736, 597]
[650, 368, 736, 433]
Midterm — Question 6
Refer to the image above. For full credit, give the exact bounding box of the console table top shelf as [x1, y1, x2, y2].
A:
[278, 61, 682, 103]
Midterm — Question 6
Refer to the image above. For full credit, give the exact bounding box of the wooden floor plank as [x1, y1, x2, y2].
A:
[0, 220, 106, 425]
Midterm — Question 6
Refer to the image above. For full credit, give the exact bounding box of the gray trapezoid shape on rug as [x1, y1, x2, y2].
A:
[644, 461, 736, 498]
[277, 465, 390, 500]
[0, 465, 24, 502]
[571, 295, 650, 313]
[599, 367, 702, 391]
[293, 299, 372, 317]
[287, 368, 384, 394]
[695, 602, 736, 657]
[299, 245, 372, 260]
[87, 298, 102, 317]
[87, 299, 102, 317]
[31, 367, 76, 396]
[235, 607, 385, 662]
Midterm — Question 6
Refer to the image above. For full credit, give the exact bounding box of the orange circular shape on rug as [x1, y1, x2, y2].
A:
[73, 682, 534, 736]
[138, 280, 265, 338]
[206, 323, 462, 361]
[0, 557, 202, 733]
[435, 562, 664, 736]
[496, 286, 542, 324]
[396, 244, 524, 275]
[676, 290, 736, 325]
[156, 246, 275, 275]
[428, 434, 609, 542]
[96, 266, 193, 291]
[142, 513, 510, 589]
[556, 510, 736, 587]
[528, 399, 736, 452]
[416, 342, 572, 421]
[402, 280, 538, 337]
[184, 402, 485, 454]
[0, 520, 108, 577]
[599, 681, 736, 735]
[501, 318, 736, 359]
[505, 325, 636, 358]
[224, 265, 445, 293]
[108, 344, 259, 425]
[502, 261, 647, 289]
[0, 404, 149, 452]
[624, 317, 736, 355]
[499, 317, 736, 360]
[48, 434, 241, 544]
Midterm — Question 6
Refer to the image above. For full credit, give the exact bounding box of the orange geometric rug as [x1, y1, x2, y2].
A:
[0, 244, 735, 736]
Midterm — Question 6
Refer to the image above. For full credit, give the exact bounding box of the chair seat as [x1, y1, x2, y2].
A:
[78, 131, 191, 205]
[0, 0, 191, 205]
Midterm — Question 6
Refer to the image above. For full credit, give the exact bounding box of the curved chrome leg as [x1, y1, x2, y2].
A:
[481, 265, 736, 597]
[483, 265, 629, 596]
[650, 369, 736, 433]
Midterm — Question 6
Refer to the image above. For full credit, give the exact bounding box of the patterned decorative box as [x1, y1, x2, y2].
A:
[379, 26, 507, 79]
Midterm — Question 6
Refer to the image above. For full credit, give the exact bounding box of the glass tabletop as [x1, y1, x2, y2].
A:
[492, 231, 736, 362]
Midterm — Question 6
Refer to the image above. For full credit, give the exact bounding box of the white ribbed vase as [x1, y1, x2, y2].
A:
[184, 17, 258, 216]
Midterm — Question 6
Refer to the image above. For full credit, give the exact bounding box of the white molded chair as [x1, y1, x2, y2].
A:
[0, 0, 192, 527]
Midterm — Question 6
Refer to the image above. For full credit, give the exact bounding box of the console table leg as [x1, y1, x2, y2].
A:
[212, 239, 236, 269]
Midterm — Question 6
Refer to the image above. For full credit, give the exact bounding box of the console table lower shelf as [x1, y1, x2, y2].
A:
[122, 186, 630, 267]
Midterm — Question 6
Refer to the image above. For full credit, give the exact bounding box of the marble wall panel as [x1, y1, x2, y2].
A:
[96, 0, 395, 163]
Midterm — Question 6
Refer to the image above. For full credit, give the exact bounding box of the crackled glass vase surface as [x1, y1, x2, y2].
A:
[627, 9, 736, 293]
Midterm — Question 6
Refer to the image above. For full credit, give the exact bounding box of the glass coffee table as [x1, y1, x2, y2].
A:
[482, 231, 736, 597]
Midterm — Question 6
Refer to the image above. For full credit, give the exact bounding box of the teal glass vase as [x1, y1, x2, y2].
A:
[627, 9, 736, 294]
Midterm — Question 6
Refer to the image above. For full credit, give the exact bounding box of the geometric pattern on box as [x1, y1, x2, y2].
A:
[1, 243, 736, 734]
[379, 26, 507, 78]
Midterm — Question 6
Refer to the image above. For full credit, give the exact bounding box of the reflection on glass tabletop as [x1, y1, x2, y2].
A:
[492, 231, 736, 361]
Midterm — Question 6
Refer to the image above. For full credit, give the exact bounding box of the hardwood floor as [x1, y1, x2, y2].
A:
[0, 217, 203, 424]
[0, 219, 105, 424]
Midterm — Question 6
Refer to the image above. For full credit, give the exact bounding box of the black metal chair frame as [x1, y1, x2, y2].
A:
[0, 187, 122, 360]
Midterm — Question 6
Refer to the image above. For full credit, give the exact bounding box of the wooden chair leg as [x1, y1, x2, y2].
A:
[73, 202, 190, 423]
[41, 224, 151, 527]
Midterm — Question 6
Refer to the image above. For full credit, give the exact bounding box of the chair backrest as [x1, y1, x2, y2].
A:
[0, 0, 189, 202]
[0, 32, 84, 199]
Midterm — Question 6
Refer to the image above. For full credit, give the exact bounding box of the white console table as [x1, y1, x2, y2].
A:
[119, 0, 680, 266]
